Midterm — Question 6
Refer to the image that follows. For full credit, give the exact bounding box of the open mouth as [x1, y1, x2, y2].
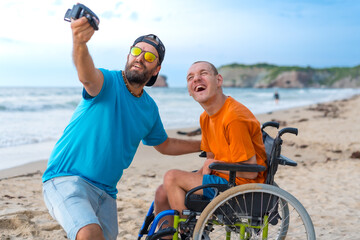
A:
[132, 64, 142, 70]
[195, 85, 206, 92]
[132, 61, 145, 70]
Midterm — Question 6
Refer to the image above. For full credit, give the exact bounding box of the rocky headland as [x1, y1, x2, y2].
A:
[153, 75, 168, 87]
[219, 63, 360, 88]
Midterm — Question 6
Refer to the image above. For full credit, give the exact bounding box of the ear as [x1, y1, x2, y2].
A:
[216, 74, 223, 87]
[152, 65, 161, 76]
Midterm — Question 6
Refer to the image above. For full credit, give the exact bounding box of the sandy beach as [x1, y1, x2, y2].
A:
[1, 95, 359, 239]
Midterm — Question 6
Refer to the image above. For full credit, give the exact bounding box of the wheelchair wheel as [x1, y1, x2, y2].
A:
[192, 183, 315, 240]
[273, 182, 290, 238]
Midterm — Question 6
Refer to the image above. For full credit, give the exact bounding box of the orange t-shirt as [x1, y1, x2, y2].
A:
[200, 97, 267, 185]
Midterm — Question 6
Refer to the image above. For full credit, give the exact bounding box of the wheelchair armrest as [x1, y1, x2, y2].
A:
[185, 184, 229, 211]
[186, 184, 229, 200]
[209, 163, 266, 172]
[278, 155, 298, 166]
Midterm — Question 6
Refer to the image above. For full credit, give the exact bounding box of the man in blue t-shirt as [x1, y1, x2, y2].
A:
[42, 16, 200, 240]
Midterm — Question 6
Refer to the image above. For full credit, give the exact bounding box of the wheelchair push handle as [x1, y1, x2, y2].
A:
[277, 127, 298, 137]
[261, 121, 280, 131]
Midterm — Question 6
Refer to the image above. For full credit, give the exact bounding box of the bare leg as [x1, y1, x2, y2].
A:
[154, 170, 203, 239]
[76, 223, 105, 240]
[154, 184, 173, 229]
[163, 169, 203, 217]
[155, 184, 171, 215]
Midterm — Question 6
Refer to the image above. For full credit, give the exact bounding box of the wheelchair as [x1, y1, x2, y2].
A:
[138, 121, 316, 239]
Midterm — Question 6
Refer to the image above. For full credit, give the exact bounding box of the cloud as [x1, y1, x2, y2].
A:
[101, 11, 121, 19]
[0, 37, 19, 44]
[129, 12, 138, 21]
[54, 0, 62, 6]
[153, 16, 162, 22]
[115, 1, 123, 9]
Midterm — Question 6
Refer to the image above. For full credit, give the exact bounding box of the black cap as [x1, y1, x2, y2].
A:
[132, 34, 165, 86]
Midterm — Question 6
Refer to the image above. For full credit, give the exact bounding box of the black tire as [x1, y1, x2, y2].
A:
[193, 183, 315, 240]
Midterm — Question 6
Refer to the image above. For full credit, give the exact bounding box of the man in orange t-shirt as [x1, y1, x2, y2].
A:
[200, 95, 267, 186]
[154, 61, 267, 230]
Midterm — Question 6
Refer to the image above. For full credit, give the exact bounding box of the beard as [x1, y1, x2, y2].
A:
[124, 61, 154, 86]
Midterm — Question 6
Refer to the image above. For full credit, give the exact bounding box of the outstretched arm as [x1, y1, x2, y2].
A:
[71, 17, 103, 97]
[154, 137, 201, 155]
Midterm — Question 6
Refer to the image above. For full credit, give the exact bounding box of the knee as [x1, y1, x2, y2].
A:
[155, 184, 168, 204]
[163, 169, 180, 189]
[76, 224, 105, 240]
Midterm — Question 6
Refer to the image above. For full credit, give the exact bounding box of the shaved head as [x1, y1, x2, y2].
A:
[192, 61, 218, 75]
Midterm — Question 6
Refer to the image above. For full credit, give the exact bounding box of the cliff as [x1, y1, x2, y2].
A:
[218, 63, 360, 88]
[153, 75, 168, 87]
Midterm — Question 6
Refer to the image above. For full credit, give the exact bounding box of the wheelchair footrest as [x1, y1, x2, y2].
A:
[147, 227, 177, 240]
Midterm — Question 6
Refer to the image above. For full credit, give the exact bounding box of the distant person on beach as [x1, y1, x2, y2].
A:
[41, 17, 200, 240]
[154, 61, 267, 234]
[274, 90, 280, 104]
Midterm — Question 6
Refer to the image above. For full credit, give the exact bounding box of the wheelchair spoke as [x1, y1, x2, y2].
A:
[193, 184, 315, 240]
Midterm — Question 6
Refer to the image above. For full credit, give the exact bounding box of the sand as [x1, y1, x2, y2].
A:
[1, 95, 360, 239]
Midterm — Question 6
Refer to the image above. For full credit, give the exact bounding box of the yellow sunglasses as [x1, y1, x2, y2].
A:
[130, 46, 158, 63]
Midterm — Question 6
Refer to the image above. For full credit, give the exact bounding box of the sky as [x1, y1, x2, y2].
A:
[0, 0, 359, 87]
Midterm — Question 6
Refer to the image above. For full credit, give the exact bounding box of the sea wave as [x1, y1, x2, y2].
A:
[0, 101, 79, 112]
[1, 87, 360, 148]
[0, 87, 82, 112]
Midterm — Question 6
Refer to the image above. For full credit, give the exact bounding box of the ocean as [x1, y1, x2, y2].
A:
[1, 87, 359, 171]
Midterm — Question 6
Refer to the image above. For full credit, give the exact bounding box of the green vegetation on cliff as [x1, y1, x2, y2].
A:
[218, 63, 360, 88]
[323, 65, 360, 86]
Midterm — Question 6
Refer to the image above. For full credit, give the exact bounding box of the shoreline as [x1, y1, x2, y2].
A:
[0, 140, 57, 179]
[0, 160, 47, 180]
[1, 94, 358, 179]
[1, 93, 359, 179]
[0, 94, 360, 239]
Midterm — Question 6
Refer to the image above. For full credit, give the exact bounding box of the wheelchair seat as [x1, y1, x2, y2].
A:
[185, 184, 229, 212]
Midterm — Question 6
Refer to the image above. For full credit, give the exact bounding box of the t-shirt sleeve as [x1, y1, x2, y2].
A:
[199, 114, 211, 152]
[227, 120, 256, 163]
[82, 68, 108, 100]
[142, 108, 168, 146]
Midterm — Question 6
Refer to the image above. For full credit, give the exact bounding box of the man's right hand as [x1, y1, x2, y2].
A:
[202, 158, 218, 175]
[71, 17, 96, 45]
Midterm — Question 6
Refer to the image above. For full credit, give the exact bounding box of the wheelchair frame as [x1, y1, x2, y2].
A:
[138, 121, 315, 240]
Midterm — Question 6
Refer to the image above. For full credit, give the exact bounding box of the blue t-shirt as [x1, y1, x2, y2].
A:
[42, 69, 168, 198]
